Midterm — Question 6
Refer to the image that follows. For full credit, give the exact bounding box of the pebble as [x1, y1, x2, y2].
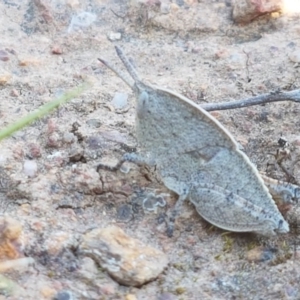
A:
[246, 246, 277, 263]
[289, 51, 300, 63]
[108, 32, 122, 41]
[226, 52, 246, 70]
[0, 217, 24, 260]
[0, 73, 11, 85]
[78, 225, 168, 287]
[116, 204, 133, 222]
[18, 57, 41, 67]
[53, 290, 74, 300]
[9, 89, 19, 97]
[63, 132, 76, 144]
[47, 133, 62, 148]
[23, 160, 38, 177]
[111, 92, 128, 109]
[52, 46, 63, 55]
[0, 50, 9, 61]
[232, 0, 282, 23]
[86, 135, 102, 149]
[86, 119, 102, 128]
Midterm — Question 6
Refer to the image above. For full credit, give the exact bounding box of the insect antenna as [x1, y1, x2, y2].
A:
[115, 46, 141, 82]
[97, 56, 134, 89]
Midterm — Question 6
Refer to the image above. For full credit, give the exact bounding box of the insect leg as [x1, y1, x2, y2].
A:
[97, 152, 155, 172]
[166, 188, 189, 237]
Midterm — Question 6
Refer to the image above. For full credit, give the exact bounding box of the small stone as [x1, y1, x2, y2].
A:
[23, 160, 38, 177]
[79, 225, 168, 287]
[0, 217, 24, 260]
[0, 50, 9, 62]
[53, 290, 74, 300]
[18, 58, 41, 67]
[111, 92, 128, 109]
[289, 51, 300, 63]
[52, 46, 63, 55]
[116, 204, 133, 222]
[47, 133, 62, 148]
[86, 119, 102, 128]
[63, 132, 76, 144]
[10, 89, 19, 97]
[86, 136, 102, 149]
[232, 0, 283, 23]
[28, 143, 42, 158]
[246, 246, 277, 263]
[226, 52, 246, 70]
[0, 73, 11, 85]
[108, 32, 122, 41]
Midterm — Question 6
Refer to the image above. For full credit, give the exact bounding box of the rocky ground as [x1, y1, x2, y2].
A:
[1, 0, 300, 299]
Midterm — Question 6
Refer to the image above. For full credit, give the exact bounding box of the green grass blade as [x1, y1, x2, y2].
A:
[0, 83, 89, 141]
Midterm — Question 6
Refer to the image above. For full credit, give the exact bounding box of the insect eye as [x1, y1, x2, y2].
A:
[137, 91, 149, 118]
[294, 188, 300, 203]
[139, 91, 148, 105]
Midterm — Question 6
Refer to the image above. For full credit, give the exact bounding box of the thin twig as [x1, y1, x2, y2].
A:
[201, 89, 300, 111]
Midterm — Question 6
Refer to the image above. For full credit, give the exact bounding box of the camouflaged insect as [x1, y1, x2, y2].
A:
[97, 46, 300, 236]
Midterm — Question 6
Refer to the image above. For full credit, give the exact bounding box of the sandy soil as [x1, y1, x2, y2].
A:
[1, 0, 300, 299]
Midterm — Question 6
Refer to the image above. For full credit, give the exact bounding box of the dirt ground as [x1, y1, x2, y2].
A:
[1, 0, 300, 299]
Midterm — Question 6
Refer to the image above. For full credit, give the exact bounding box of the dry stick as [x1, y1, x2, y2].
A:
[201, 89, 300, 111]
